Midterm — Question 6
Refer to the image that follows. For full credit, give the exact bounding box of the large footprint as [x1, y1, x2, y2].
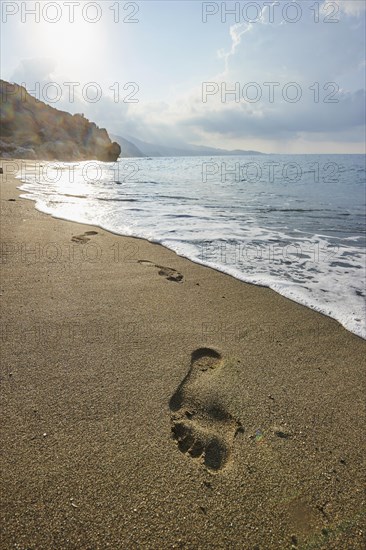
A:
[169, 348, 243, 472]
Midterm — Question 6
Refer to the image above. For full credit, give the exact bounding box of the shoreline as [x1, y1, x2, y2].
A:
[14, 157, 366, 341]
[1, 160, 365, 549]
[18, 192, 366, 342]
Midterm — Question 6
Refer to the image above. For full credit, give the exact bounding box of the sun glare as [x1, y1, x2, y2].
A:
[33, 1, 106, 75]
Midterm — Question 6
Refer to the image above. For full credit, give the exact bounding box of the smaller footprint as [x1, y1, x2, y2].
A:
[71, 231, 98, 244]
[170, 348, 243, 471]
[138, 259, 183, 283]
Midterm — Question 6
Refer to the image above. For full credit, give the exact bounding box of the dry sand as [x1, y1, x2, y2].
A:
[1, 160, 365, 549]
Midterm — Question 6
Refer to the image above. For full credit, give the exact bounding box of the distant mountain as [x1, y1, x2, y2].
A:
[112, 133, 263, 158]
[111, 135, 145, 158]
[0, 80, 121, 162]
[188, 144, 263, 156]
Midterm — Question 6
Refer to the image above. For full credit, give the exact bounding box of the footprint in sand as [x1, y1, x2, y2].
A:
[138, 259, 183, 283]
[170, 348, 243, 471]
[71, 231, 98, 244]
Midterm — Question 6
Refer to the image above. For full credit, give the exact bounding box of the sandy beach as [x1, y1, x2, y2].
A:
[1, 160, 365, 549]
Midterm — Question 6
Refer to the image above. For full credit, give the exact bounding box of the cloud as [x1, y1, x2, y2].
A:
[217, 22, 252, 73]
[180, 89, 365, 139]
[336, 0, 366, 16]
[11, 58, 56, 86]
[167, 2, 366, 149]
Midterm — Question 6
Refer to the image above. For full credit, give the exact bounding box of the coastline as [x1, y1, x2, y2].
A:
[15, 155, 366, 341]
[1, 160, 365, 548]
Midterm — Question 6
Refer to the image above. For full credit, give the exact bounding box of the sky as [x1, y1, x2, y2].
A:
[1, 0, 365, 153]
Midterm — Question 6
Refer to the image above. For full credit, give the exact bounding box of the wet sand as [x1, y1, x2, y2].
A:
[1, 160, 365, 549]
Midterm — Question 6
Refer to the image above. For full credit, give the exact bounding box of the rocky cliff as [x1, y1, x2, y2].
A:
[0, 80, 121, 162]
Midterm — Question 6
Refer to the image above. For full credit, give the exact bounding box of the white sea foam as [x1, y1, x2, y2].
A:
[17, 154, 366, 339]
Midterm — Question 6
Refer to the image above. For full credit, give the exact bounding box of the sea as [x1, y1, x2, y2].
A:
[17, 154, 366, 339]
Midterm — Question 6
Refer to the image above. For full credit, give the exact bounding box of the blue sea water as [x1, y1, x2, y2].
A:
[18, 154, 366, 339]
